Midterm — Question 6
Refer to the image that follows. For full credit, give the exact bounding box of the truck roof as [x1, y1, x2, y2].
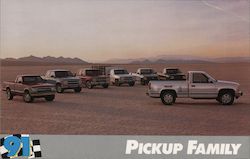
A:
[17, 74, 41, 77]
[47, 69, 70, 72]
[188, 71, 206, 74]
[79, 68, 99, 71]
[138, 68, 153, 70]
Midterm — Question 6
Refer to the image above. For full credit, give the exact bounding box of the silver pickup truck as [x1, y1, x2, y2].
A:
[44, 69, 82, 93]
[147, 71, 243, 105]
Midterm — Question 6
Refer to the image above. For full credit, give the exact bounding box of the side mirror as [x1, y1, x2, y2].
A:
[208, 79, 214, 83]
[51, 75, 55, 78]
[18, 81, 22, 83]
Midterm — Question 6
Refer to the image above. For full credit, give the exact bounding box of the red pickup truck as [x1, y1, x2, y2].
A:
[2, 75, 56, 103]
[77, 68, 109, 89]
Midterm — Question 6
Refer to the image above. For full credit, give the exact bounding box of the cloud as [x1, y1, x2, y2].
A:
[202, 0, 249, 23]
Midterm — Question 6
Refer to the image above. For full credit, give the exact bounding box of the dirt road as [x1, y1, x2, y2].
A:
[1, 63, 250, 135]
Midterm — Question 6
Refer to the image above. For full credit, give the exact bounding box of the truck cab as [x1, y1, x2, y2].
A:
[110, 68, 135, 86]
[44, 69, 82, 93]
[77, 68, 109, 89]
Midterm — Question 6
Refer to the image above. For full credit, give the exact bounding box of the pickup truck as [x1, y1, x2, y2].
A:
[2, 75, 56, 103]
[44, 69, 82, 93]
[147, 71, 243, 105]
[77, 68, 109, 89]
[110, 68, 135, 86]
[158, 68, 186, 80]
[130, 68, 158, 85]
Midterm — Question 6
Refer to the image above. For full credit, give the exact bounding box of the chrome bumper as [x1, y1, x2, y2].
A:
[147, 90, 160, 98]
[235, 91, 243, 98]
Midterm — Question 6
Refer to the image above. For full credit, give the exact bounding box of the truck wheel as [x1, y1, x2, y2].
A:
[6, 88, 13, 100]
[56, 84, 64, 93]
[160, 91, 176, 105]
[102, 84, 109, 88]
[129, 81, 135, 87]
[115, 79, 120, 86]
[45, 95, 55, 101]
[86, 81, 93, 89]
[74, 87, 82, 93]
[218, 92, 234, 105]
[141, 79, 146, 85]
[23, 91, 34, 103]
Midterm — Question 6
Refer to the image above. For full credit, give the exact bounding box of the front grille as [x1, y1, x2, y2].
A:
[148, 77, 158, 80]
[68, 80, 79, 85]
[37, 88, 51, 93]
[96, 77, 107, 82]
[123, 77, 132, 81]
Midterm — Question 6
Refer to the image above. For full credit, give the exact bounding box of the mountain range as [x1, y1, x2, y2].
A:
[104, 54, 250, 64]
[1, 54, 249, 66]
[1, 55, 88, 66]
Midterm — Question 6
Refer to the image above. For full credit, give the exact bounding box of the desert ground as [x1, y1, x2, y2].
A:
[1, 63, 250, 135]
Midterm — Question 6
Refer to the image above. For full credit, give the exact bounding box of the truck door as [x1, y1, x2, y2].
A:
[189, 72, 217, 98]
[15, 76, 24, 94]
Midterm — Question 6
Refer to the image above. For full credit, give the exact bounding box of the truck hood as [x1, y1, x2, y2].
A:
[143, 74, 158, 78]
[56, 77, 80, 80]
[216, 80, 239, 86]
[26, 83, 55, 88]
[115, 74, 133, 78]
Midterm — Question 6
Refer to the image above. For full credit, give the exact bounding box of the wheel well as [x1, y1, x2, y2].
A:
[218, 89, 235, 96]
[56, 82, 61, 86]
[160, 89, 177, 97]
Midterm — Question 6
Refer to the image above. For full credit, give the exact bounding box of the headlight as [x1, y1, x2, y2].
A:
[30, 88, 38, 93]
[51, 87, 56, 92]
[62, 80, 68, 85]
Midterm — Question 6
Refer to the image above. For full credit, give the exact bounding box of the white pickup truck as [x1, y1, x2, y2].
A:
[147, 71, 243, 105]
[110, 68, 135, 86]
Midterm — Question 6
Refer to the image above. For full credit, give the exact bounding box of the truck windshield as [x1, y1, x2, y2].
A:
[23, 76, 44, 84]
[114, 70, 128, 75]
[86, 70, 101, 76]
[55, 71, 73, 78]
[141, 69, 154, 74]
[166, 69, 181, 74]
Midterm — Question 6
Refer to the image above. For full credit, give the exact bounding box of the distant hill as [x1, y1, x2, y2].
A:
[105, 54, 250, 64]
[130, 59, 214, 64]
[1, 55, 88, 66]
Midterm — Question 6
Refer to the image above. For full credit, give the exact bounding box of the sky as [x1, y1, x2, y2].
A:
[0, 0, 249, 62]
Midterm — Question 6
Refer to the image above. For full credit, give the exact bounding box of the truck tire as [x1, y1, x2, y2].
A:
[74, 87, 82, 93]
[160, 91, 176, 105]
[141, 79, 146, 85]
[45, 95, 55, 101]
[86, 81, 93, 89]
[56, 84, 64, 93]
[102, 84, 109, 88]
[115, 79, 120, 86]
[218, 91, 234, 105]
[129, 81, 135, 87]
[6, 88, 13, 100]
[23, 91, 34, 103]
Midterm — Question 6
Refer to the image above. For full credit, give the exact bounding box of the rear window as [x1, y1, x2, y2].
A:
[114, 70, 128, 75]
[86, 70, 101, 76]
[141, 69, 154, 74]
[23, 76, 44, 84]
[55, 71, 73, 78]
[166, 69, 181, 74]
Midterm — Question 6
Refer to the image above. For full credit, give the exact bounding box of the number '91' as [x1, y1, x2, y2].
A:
[4, 136, 30, 157]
